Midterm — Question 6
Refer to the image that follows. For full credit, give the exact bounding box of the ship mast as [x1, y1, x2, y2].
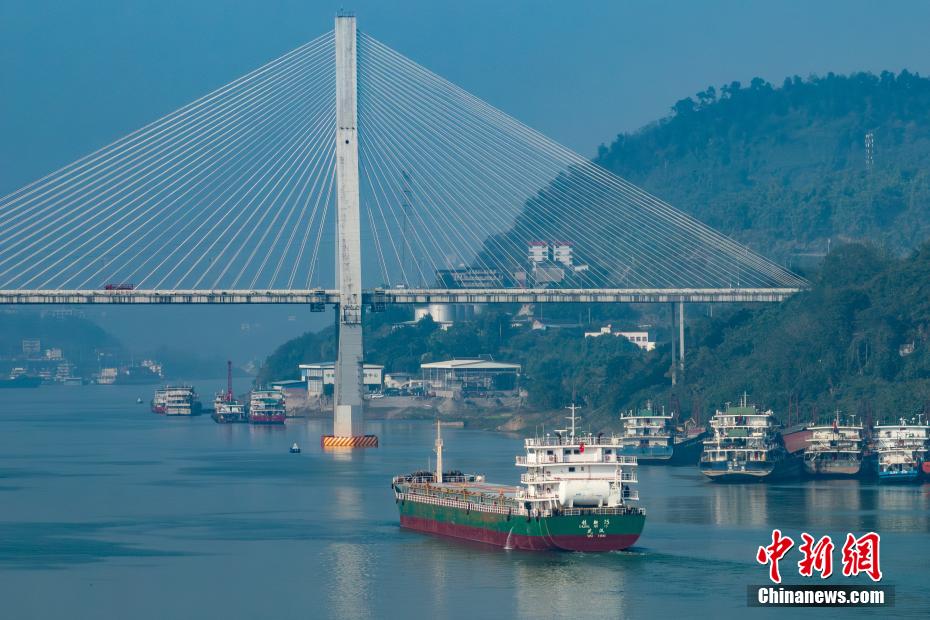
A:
[434, 420, 443, 483]
[566, 403, 580, 440]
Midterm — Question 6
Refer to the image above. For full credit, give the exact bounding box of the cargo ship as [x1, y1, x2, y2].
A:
[803, 413, 865, 477]
[248, 388, 286, 425]
[700, 394, 801, 482]
[392, 406, 646, 552]
[154, 386, 202, 416]
[874, 417, 930, 483]
[618, 402, 707, 465]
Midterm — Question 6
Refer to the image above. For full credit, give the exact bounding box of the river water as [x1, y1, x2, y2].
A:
[1, 382, 928, 619]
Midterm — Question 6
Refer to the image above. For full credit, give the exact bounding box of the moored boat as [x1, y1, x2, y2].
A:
[803, 412, 864, 477]
[248, 388, 286, 425]
[392, 406, 646, 552]
[619, 402, 673, 461]
[213, 395, 246, 423]
[159, 386, 202, 416]
[618, 402, 708, 465]
[874, 416, 930, 483]
[700, 394, 800, 482]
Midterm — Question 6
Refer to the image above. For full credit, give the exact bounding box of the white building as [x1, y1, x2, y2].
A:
[552, 241, 573, 266]
[583, 325, 656, 351]
[298, 362, 384, 396]
[528, 241, 549, 263]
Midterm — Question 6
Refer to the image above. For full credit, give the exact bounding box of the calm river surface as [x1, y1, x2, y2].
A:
[1, 382, 928, 619]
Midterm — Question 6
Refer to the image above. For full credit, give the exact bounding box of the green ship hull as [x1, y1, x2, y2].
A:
[396, 491, 645, 552]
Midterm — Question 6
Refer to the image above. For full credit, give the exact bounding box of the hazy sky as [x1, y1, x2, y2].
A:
[4, 0, 930, 192]
[3, 0, 930, 360]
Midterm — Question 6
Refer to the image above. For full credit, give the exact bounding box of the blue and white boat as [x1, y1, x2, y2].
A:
[874, 417, 930, 483]
[619, 402, 674, 461]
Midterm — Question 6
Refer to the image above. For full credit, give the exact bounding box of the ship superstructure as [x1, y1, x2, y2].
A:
[161, 386, 202, 416]
[152, 386, 201, 416]
[248, 387, 286, 425]
[619, 402, 673, 461]
[392, 406, 645, 552]
[700, 394, 800, 482]
[803, 412, 864, 477]
[874, 416, 930, 483]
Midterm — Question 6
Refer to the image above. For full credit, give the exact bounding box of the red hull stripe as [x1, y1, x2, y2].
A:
[321, 435, 379, 449]
[399, 515, 640, 552]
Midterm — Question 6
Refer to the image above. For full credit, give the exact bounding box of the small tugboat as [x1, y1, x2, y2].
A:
[803, 412, 865, 477]
[700, 394, 801, 482]
[248, 387, 286, 425]
[874, 416, 930, 483]
[290, 442, 301, 454]
[392, 407, 646, 552]
[618, 402, 708, 465]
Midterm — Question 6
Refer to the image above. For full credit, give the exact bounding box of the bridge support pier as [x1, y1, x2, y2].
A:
[678, 300, 685, 374]
[324, 13, 377, 449]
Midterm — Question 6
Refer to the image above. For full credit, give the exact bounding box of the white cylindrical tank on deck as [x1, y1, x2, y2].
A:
[559, 480, 611, 507]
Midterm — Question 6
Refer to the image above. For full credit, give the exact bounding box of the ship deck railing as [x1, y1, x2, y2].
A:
[516, 454, 637, 466]
[395, 488, 644, 517]
[520, 472, 636, 484]
[524, 435, 623, 448]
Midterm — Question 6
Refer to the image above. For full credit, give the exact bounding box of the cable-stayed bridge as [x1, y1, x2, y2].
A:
[0, 14, 805, 443]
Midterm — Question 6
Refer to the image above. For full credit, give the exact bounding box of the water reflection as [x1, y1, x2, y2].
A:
[325, 542, 372, 620]
[514, 555, 632, 618]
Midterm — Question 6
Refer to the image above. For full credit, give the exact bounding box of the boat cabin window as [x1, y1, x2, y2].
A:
[573, 449, 580, 455]
[546, 450, 554, 456]
[563, 449, 571, 455]
[605, 449, 612, 454]
[568, 467, 575, 472]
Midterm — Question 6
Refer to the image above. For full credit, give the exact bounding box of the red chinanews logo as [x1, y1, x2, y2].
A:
[757, 530, 882, 583]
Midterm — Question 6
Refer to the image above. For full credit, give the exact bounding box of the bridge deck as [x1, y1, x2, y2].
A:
[0, 288, 803, 305]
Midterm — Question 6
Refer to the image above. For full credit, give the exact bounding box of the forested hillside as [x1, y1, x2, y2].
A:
[596, 71, 930, 263]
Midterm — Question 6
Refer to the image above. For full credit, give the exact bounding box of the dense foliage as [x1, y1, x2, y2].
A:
[597, 71, 930, 263]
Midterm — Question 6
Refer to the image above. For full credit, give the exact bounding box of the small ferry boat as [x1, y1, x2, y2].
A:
[874, 416, 930, 483]
[392, 407, 646, 552]
[618, 402, 707, 465]
[700, 394, 800, 482]
[152, 386, 202, 416]
[803, 412, 864, 477]
[248, 388, 286, 425]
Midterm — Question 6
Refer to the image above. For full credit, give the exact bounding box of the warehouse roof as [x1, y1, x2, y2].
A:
[420, 359, 521, 371]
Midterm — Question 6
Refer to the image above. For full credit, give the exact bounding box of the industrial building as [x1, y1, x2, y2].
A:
[299, 362, 384, 396]
[420, 358, 521, 397]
